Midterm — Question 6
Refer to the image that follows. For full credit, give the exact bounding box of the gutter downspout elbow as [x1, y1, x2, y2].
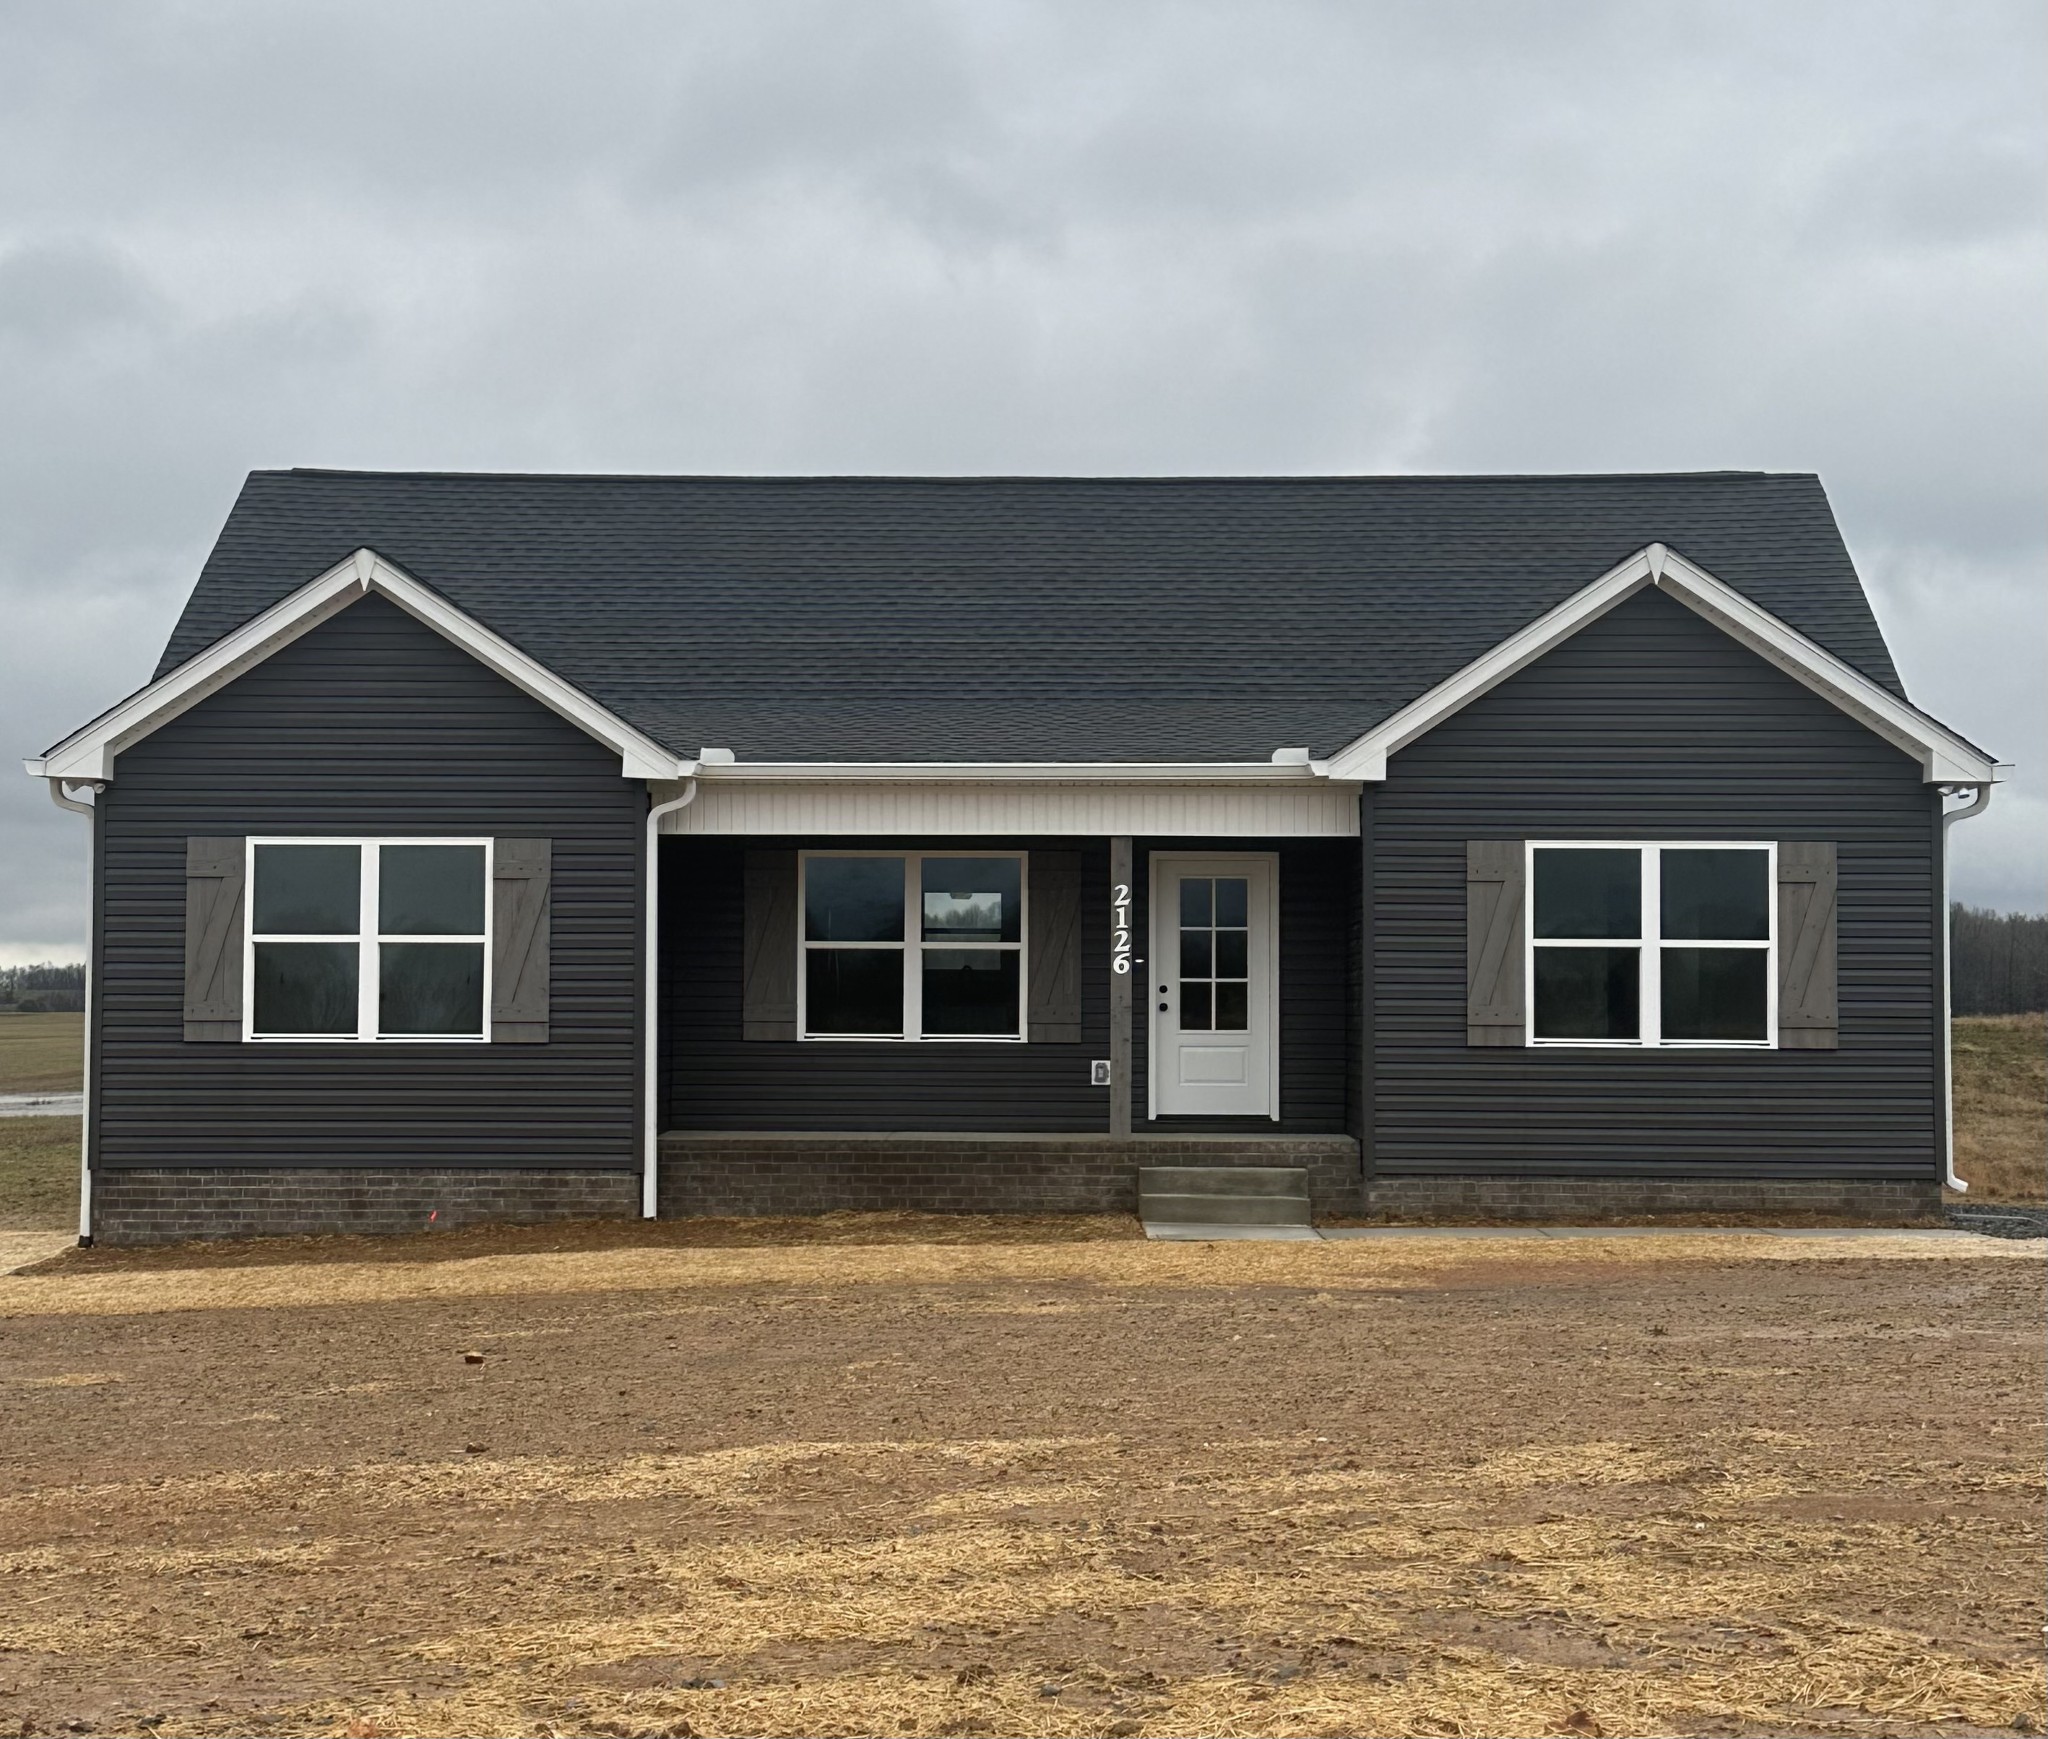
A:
[643, 777, 699, 1219]
[1938, 783, 1995, 1194]
[46, 779, 101, 1244]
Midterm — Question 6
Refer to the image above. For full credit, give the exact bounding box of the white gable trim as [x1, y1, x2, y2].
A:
[1322, 543, 2002, 786]
[24, 549, 688, 783]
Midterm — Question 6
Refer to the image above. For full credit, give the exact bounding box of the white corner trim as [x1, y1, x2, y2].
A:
[26, 548, 690, 783]
[1322, 543, 2000, 785]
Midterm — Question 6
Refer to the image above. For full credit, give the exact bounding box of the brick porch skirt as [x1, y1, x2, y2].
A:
[1362, 1174, 1942, 1223]
[89, 1167, 639, 1245]
[85, 1153, 1941, 1242]
[656, 1133, 1363, 1217]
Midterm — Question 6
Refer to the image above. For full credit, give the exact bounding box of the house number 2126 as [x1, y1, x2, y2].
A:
[1111, 882, 1133, 975]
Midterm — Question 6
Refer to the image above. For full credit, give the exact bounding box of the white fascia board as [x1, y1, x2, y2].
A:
[693, 760, 1344, 783]
[28, 548, 689, 783]
[1323, 543, 2000, 785]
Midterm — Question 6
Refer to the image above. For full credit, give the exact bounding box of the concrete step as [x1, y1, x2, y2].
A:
[1138, 1165, 1309, 1198]
[1139, 1191, 1312, 1226]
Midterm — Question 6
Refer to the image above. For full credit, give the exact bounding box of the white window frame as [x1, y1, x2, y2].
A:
[797, 849, 1029, 1043]
[1525, 841, 1776, 1049]
[243, 837, 493, 1043]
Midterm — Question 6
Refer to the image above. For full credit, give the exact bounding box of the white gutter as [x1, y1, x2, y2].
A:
[642, 776, 700, 1217]
[45, 779, 100, 1244]
[687, 759, 1339, 783]
[1937, 778, 2002, 1193]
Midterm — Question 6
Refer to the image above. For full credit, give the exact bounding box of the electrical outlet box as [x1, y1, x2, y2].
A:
[1090, 1059, 1112, 1087]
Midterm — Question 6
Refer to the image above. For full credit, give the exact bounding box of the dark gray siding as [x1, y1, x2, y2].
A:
[1372, 587, 1939, 1181]
[1129, 840, 1357, 1136]
[93, 594, 644, 1171]
[660, 838, 1113, 1132]
[660, 836, 1357, 1135]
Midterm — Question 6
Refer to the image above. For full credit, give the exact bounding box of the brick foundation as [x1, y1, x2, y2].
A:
[657, 1133, 1364, 1217]
[90, 1167, 639, 1245]
[1363, 1174, 1943, 1223]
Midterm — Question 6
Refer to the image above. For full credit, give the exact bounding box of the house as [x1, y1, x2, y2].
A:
[27, 470, 2007, 1244]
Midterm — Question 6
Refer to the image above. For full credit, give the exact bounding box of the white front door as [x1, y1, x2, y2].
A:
[1150, 854, 1278, 1119]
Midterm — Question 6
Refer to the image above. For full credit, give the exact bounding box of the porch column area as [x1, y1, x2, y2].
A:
[1109, 834, 1133, 1137]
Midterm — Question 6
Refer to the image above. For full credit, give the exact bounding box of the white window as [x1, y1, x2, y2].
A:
[1528, 842, 1774, 1048]
[245, 839, 490, 1042]
[799, 851, 1026, 1041]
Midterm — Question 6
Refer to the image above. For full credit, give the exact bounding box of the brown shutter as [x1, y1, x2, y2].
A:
[184, 837, 246, 1041]
[742, 849, 798, 1040]
[1778, 841, 1838, 1049]
[491, 839, 551, 1043]
[1466, 840, 1526, 1047]
[1026, 849, 1083, 1043]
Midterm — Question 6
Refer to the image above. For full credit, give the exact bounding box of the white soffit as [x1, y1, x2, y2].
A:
[25, 548, 687, 783]
[658, 777, 1361, 838]
[1322, 543, 2002, 786]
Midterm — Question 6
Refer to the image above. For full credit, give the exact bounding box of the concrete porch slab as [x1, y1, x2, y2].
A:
[1144, 1223, 1322, 1242]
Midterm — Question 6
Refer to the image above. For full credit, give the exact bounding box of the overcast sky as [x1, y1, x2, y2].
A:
[2, 0, 2042, 962]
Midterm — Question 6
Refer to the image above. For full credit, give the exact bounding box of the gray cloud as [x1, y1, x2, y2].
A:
[3, 0, 2042, 962]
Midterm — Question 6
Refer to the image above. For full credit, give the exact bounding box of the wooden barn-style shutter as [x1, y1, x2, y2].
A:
[1777, 841, 1839, 1049]
[742, 849, 799, 1041]
[184, 837, 246, 1041]
[1466, 839, 1526, 1047]
[491, 839, 552, 1043]
[1026, 850, 1083, 1043]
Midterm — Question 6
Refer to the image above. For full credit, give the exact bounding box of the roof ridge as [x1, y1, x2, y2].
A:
[269, 467, 1787, 486]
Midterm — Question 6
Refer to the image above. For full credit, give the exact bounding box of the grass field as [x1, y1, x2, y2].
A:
[1952, 1013, 2047, 1202]
[0, 1011, 83, 1094]
[0, 1015, 2038, 1232]
[1, 1230, 2040, 1738]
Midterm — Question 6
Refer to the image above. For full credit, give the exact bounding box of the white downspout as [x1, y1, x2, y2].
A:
[1938, 782, 1995, 1194]
[642, 777, 699, 1218]
[46, 779, 101, 1244]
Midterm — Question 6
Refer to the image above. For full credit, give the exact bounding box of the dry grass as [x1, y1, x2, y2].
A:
[8, 1225, 2035, 1320]
[0, 1117, 78, 1231]
[0, 1010, 83, 1094]
[1953, 1013, 2046, 1203]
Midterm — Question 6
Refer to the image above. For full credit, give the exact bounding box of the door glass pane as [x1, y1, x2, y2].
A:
[1214, 877, 1249, 926]
[1533, 946, 1640, 1039]
[1662, 947, 1768, 1041]
[1181, 982, 1212, 1031]
[920, 858, 1021, 943]
[805, 858, 905, 941]
[805, 948, 904, 1035]
[1179, 878, 1211, 926]
[1533, 849, 1640, 939]
[1662, 850, 1770, 941]
[379, 942, 485, 1036]
[1179, 929, 1213, 978]
[1214, 981, 1249, 1032]
[253, 941, 357, 1034]
[253, 845, 359, 935]
[921, 949, 1020, 1036]
[1214, 928, 1249, 978]
[381, 845, 485, 936]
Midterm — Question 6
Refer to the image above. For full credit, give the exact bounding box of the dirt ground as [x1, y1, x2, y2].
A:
[1, 1231, 2042, 1739]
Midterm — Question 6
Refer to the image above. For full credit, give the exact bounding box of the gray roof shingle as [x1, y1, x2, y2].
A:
[157, 469, 1905, 762]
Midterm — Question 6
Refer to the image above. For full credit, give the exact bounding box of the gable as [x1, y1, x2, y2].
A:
[1326, 544, 1998, 786]
[29, 549, 685, 785]
[1398, 585, 1924, 774]
[115, 592, 630, 780]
